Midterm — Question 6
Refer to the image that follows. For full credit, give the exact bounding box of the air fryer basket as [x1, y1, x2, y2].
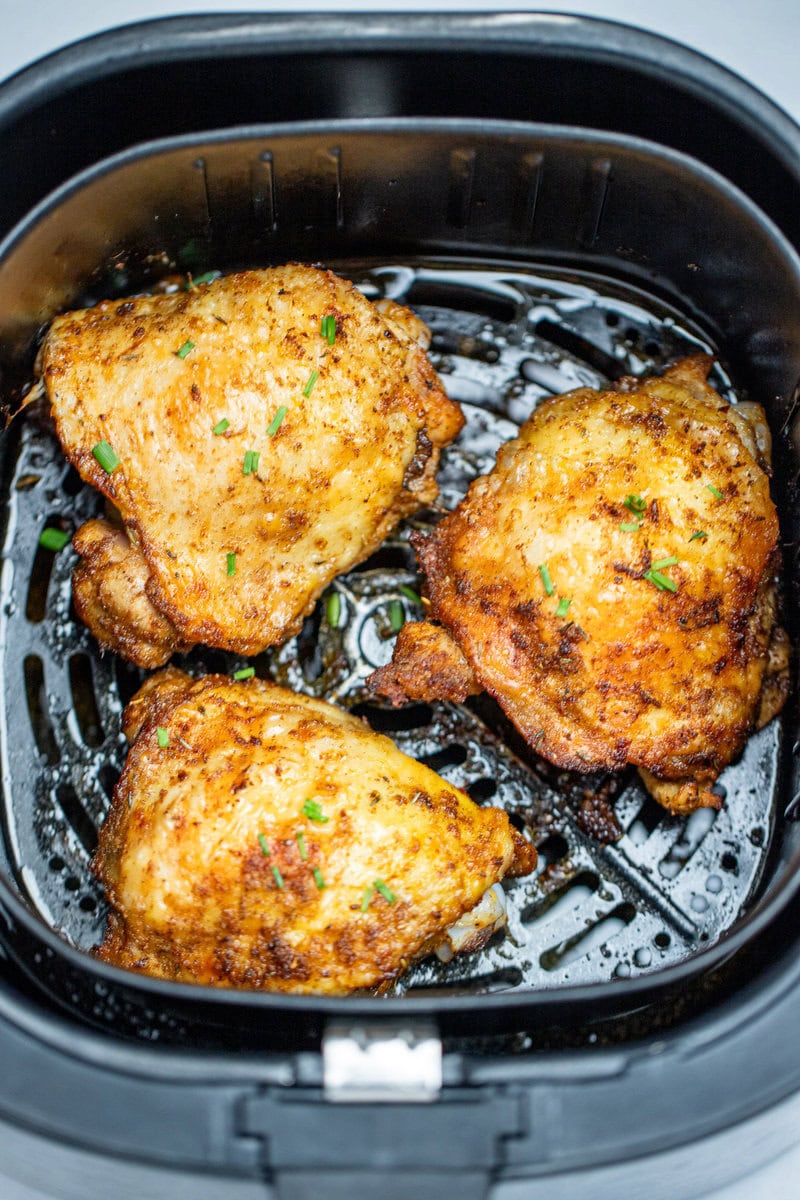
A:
[2, 14, 800, 1199]
[0, 113, 799, 1045]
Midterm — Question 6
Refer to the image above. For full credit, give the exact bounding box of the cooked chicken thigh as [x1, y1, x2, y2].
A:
[370, 358, 790, 815]
[38, 265, 462, 666]
[93, 671, 535, 993]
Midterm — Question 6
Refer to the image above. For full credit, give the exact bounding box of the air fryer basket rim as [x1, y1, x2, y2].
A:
[2, 10, 800, 240]
[5, 111, 800, 281]
[0, 110, 799, 1026]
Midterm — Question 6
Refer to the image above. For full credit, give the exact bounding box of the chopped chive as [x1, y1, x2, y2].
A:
[187, 270, 221, 289]
[303, 368, 320, 397]
[644, 568, 678, 593]
[538, 563, 555, 596]
[623, 494, 647, 514]
[689, 530, 708, 542]
[296, 831, 308, 861]
[619, 521, 641, 533]
[258, 833, 270, 857]
[271, 865, 285, 890]
[374, 878, 396, 904]
[243, 450, 260, 475]
[555, 597, 572, 618]
[175, 339, 195, 359]
[267, 405, 287, 436]
[39, 528, 70, 551]
[312, 867, 326, 890]
[226, 552, 236, 577]
[652, 556, 679, 569]
[233, 666, 255, 680]
[156, 727, 169, 748]
[706, 483, 724, 500]
[360, 885, 373, 912]
[321, 315, 336, 345]
[302, 798, 329, 823]
[212, 418, 229, 435]
[92, 441, 120, 473]
[327, 590, 342, 628]
[389, 599, 404, 632]
[399, 585, 421, 605]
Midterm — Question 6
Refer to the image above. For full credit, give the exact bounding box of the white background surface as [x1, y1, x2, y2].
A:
[1, 2, 799, 1198]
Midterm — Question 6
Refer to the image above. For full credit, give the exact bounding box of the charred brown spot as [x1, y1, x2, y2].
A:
[402, 429, 434, 488]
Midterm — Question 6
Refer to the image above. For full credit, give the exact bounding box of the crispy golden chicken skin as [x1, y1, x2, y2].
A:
[93, 671, 535, 993]
[370, 358, 790, 816]
[38, 265, 462, 666]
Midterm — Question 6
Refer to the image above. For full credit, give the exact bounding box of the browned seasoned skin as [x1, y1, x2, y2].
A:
[39, 265, 463, 666]
[369, 619, 479, 705]
[370, 357, 790, 816]
[93, 671, 535, 994]
[72, 519, 189, 668]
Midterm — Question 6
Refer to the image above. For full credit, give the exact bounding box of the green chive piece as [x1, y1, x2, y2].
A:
[271, 865, 285, 890]
[175, 339, 195, 359]
[327, 590, 342, 628]
[623, 494, 647, 514]
[39, 528, 70, 552]
[321, 315, 336, 345]
[267, 405, 287, 436]
[258, 834, 270, 857]
[312, 867, 326, 890]
[303, 369, 320, 397]
[619, 521, 641, 533]
[374, 878, 396, 904]
[233, 666, 255, 680]
[296, 831, 308, 861]
[706, 483, 724, 500]
[399, 585, 422, 605]
[652, 556, 679, 569]
[389, 599, 404, 632]
[360, 885, 373, 912]
[243, 450, 260, 475]
[302, 798, 329, 823]
[92, 441, 120, 473]
[187, 270, 221, 289]
[689, 531, 708, 542]
[212, 418, 229, 435]
[644, 569, 678, 593]
[226, 552, 236, 577]
[538, 564, 555, 596]
[555, 597, 572, 618]
[156, 727, 169, 748]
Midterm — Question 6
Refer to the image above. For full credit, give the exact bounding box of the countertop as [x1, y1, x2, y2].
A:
[0, 2, 798, 1197]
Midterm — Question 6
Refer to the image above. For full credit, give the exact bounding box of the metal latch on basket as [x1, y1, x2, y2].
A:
[323, 1023, 442, 1102]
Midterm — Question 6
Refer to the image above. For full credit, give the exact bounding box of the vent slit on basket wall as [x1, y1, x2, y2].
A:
[578, 156, 612, 249]
[251, 150, 277, 232]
